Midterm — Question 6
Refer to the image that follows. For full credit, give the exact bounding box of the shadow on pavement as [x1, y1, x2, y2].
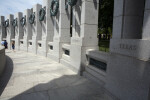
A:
[0, 56, 14, 95]
[2, 75, 112, 100]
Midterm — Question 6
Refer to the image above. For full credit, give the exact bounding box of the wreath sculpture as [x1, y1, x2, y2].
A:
[50, 0, 59, 16]
[65, 0, 77, 9]
[12, 18, 17, 27]
[29, 13, 35, 24]
[39, 8, 46, 21]
[3, 19, 9, 27]
[20, 16, 26, 27]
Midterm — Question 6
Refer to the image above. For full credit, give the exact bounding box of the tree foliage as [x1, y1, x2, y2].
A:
[98, 0, 114, 35]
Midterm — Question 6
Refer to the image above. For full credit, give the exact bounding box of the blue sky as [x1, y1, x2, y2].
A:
[0, 0, 42, 16]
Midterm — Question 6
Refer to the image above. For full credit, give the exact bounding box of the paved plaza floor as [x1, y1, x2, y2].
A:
[0, 50, 114, 100]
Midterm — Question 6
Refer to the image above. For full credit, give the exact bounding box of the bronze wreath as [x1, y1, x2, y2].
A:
[20, 16, 26, 26]
[50, 0, 59, 16]
[39, 8, 46, 21]
[29, 13, 35, 24]
[12, 18, 17, 27]
[3, 19, 9, 27]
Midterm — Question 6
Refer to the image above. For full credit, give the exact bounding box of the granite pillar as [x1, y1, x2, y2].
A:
[47, 0, 71, 62]
[6, 14, 14, 50]
[37, 0, 54, 57]
[28, 4, 42, 54]
[69, 0, 99, 73]
[14, 12, 23, 50]
[106, 0, 150, 100]
[20, 9, 32, 52]
[0, 16, 6, 42]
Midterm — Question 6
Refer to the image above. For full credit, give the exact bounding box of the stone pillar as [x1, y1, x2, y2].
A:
[28, 8, 33, 53]
[31, 4, 42, 54]
[20, 9, 32, 52]
[15, 12, 23, 51]
[106, 0, 150, 100]
[0, 16, 6, 42]
[142, 0, 150, 39]
[37, 0, 54, 56]
[47, 0, 71, 62]
[110, 0, 147, 59]
[69, 0, 99, 72]
[6, 14, 14, 50]
[113, 0, 145, 39]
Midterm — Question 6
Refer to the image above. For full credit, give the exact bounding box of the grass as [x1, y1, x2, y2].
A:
[99, 40, 110, 52]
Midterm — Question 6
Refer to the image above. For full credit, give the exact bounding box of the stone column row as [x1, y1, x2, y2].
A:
[1, 0, 99, 73]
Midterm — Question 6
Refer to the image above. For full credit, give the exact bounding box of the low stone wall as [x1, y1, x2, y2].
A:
[0, 46, 6, 76]
[84, 50, 109, 85]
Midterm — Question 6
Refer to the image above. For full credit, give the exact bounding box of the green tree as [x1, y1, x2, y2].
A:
[98, 0, 114, 39]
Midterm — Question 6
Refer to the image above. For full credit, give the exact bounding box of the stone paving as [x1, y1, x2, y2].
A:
[0, 50, 114, 100]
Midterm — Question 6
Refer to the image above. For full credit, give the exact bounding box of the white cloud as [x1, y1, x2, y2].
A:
[0, 0, 42, 16]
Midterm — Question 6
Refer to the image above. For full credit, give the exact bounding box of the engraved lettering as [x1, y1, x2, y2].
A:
[119, 44, 137, 50]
